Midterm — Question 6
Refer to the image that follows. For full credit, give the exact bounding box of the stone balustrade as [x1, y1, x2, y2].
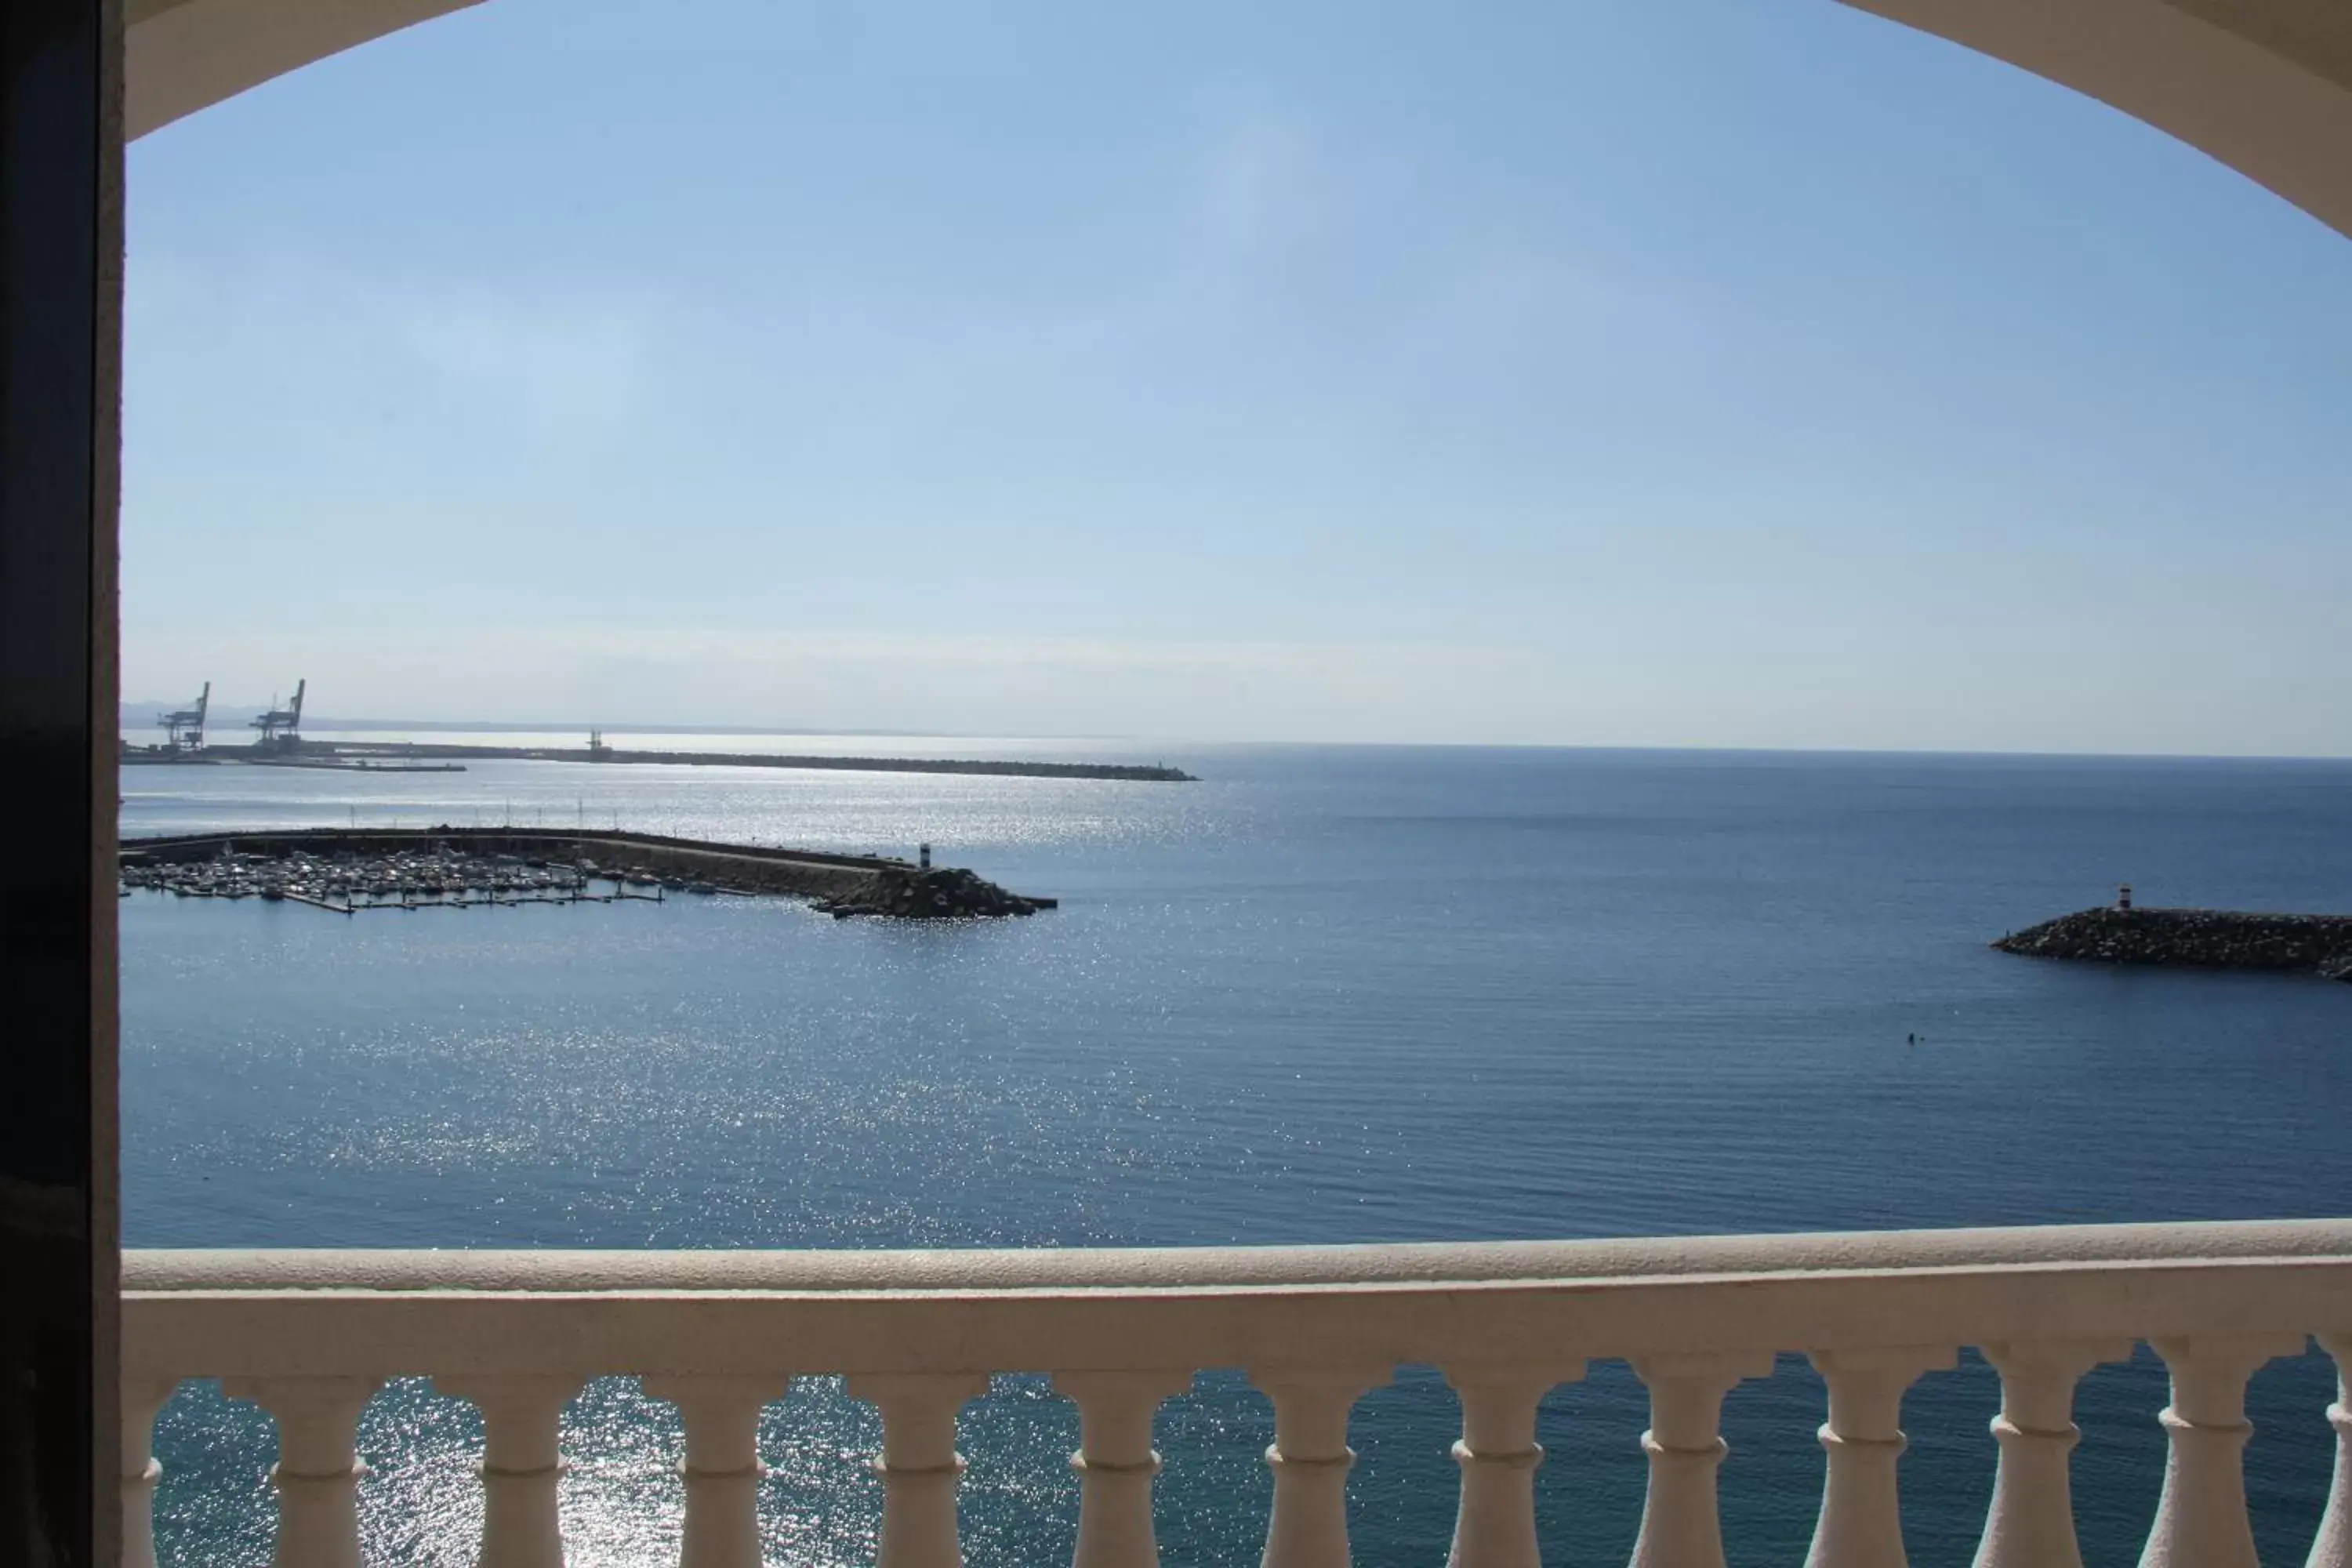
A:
[123, 1219, 2352, 1568]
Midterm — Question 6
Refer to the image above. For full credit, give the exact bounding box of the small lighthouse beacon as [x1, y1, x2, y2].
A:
[2118, 884, 2133, 911]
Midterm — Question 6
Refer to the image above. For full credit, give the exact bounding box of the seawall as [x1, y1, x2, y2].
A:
[1994, 907, 2352, 982]
[201, 742, 1196, 782]
[122, 827, 1055, 916]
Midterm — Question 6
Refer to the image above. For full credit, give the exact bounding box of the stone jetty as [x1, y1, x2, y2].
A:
[1994, 906, 2352, 982]
[812, 866, 1044, 919]
[198, 740, 1196, 782]
[121, 828, 1054, 919]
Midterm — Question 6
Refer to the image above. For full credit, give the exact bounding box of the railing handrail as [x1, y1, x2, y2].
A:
[118, 1219, 2352, 1568]
[123, 1216, 2352, 1297]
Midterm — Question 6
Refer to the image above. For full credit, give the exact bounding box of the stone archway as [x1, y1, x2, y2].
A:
[129, 0, 2352, 238]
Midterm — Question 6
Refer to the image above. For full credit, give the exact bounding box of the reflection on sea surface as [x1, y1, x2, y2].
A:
[125, 743, 2352, 1566]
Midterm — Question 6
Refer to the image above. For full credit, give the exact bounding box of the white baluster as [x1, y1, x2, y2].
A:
[1443, 1360, 1584, 1568]
[1250, 1365, 1390, 1568]
[1054, 1370, 1192, 1568]
[122, 1378, 176, 1568]
[2310, 1334, 2352, 1568]
[2139, 1333, 2306, 1568]
[1628, 1351, 1772, 1568]
[223, 1374, 383, 1568]
[436, 1374, 579, 1568]
[1972, 1339, 2132, 1568]
[1803, 1346, 1954, 1568]
[848, 1372, 989, 1568]
[643, 1375, 789, 1568]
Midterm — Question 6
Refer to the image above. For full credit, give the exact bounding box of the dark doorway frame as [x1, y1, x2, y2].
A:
[1, 0, 122, 1563]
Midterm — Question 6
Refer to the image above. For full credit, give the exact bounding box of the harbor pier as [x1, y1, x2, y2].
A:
[122, 827, 1055, 918]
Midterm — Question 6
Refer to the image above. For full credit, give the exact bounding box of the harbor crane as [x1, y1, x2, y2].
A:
[160, 681, 209, 753]
[251, 679, 305, 750]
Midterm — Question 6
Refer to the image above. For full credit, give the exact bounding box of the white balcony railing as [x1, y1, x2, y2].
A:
[125, 1220, 2352, 1568]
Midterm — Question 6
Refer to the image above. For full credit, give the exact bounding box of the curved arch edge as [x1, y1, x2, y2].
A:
[128, 0, 483, 140]
[127, 0, 2352, 241]
[1838, 0, 2352, 239]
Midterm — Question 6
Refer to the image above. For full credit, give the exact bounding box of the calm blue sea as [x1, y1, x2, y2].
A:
[120, 743, 2352, 1568]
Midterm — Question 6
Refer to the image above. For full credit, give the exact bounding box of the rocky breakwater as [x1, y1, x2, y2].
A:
[817, 866, 1053, 919]
[121, 828, 1055, 920]
[1994, 907, 2352, 982]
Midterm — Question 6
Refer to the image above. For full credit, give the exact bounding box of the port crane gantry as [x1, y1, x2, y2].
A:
[160, 682, 209, 753]
[251, 679, 305, 750]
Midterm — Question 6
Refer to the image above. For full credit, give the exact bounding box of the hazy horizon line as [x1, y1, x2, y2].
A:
[116, 710, 2352, 766]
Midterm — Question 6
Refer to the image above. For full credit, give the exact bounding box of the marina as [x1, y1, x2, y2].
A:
[118, 844, 648, 911]
[120, 826, 1056, 917]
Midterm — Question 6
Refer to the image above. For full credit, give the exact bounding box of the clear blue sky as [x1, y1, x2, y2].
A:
[123, 0, 2352, 753]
